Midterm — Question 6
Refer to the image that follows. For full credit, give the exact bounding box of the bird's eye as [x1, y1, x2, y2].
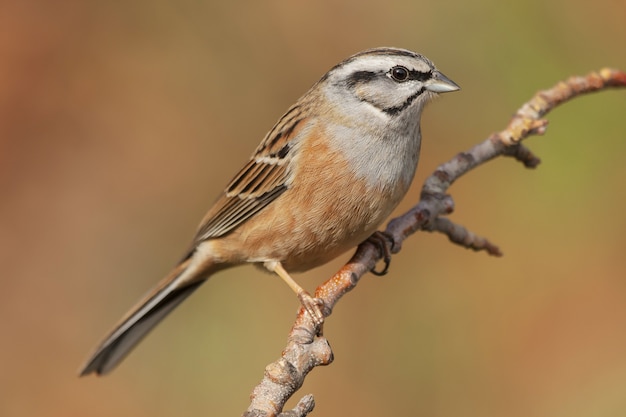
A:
[390, 66, 409, 82]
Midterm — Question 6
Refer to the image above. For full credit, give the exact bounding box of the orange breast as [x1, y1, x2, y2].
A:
[207, 123, 408, 272]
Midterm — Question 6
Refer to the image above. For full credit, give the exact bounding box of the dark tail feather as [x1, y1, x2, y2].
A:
[79, 258, 208, 376]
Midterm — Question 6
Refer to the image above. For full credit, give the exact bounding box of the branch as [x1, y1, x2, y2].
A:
[244, 68, 626, 417]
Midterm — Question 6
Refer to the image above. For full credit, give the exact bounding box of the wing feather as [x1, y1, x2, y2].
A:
[193, 109, 310, 242]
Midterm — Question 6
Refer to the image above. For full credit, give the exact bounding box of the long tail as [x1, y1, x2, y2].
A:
[79, 254, 212, 376]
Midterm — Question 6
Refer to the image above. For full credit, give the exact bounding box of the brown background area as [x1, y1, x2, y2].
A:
[1, 1, 626, 416]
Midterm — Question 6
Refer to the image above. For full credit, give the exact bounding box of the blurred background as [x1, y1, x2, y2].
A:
[1, 0, 625, 416]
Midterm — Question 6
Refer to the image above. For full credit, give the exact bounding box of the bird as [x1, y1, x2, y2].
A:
[80, 47, 460, 376]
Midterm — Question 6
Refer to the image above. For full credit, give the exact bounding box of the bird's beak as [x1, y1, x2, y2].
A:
[426, 71, 460, 93]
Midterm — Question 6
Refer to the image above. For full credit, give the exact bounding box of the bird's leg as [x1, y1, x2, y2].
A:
[367, 231, 395, 276]
[264, 261, 325, 326]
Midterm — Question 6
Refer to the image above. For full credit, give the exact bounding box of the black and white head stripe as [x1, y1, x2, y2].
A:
[319, 47, 433, 82]
[346, 66, 433, 88]
[319, 47, 441, 115]
[332, 47, 432, 70]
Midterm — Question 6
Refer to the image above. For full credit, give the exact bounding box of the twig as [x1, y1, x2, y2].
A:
[425, 217, 503, 256]
[243, 68, 626, 417]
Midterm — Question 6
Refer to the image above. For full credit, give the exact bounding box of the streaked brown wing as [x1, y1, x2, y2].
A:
[193, 159, 289, 241]
[193, 106, 309, 243]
